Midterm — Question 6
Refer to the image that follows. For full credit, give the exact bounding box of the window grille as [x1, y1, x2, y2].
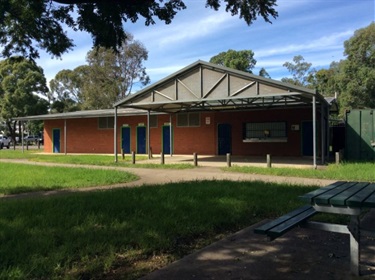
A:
[98, 117, 114, 129]
[177, 113, 200, 127]
[244, 122, 287, 139]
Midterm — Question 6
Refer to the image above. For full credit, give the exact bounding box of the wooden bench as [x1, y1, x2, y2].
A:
[254, 205, 317, 240]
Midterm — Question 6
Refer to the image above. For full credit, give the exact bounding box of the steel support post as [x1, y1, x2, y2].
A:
[114, 106, 118, 163]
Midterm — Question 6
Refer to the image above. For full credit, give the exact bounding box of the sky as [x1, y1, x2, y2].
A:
[36, 0, 375, 91]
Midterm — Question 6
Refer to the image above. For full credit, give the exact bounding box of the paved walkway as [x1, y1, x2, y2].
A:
[1, 158, 334, 200]
[1, 159, 374, 278]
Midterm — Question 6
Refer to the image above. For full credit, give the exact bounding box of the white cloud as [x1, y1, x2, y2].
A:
[255, 30, 354, 58]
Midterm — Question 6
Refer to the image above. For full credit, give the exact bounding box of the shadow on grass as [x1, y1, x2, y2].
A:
[0, 180, 320, 279]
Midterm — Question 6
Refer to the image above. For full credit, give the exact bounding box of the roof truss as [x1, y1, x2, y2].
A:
[115, 60, 326, 113]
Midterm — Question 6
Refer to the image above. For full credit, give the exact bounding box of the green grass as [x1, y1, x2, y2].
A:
[225, 161, 375, 182]
[0, 150, 193, 169]
[0, 162, 138, 195]
[0, 180, 323, 280]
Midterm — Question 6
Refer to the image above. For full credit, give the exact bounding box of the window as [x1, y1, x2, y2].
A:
[149, 115, 158, 128]
[243, 122, 287, 140]
[177, 112, 200, 127]
[98, 117, 114, 129]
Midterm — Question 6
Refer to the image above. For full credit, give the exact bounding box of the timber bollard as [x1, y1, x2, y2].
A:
[160, 152, 165, 165]
[193, 153, 198, 166]
[266, 154, 272, 168]
[131, 151, 136, 164]
[149, 147, 153, 159]
[121, 148, 125, 160]
[226, 153, 231, 167]
[335, 152, 340, 164]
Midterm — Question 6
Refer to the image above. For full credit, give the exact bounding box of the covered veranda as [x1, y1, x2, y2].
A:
[114, 60, 330, 168]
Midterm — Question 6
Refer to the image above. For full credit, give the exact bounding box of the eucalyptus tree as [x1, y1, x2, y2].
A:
[50, 34, 150, 110]
[336, 22, 375, 114]
[49, 67, 86, 112]
[281, 55, 316, 88]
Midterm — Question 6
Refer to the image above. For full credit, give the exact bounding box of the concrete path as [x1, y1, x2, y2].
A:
[1, 158, 335, 201]
[1, 158, 334, 200]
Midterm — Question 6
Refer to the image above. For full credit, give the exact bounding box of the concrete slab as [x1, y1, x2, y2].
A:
[141, 211, 375, 280]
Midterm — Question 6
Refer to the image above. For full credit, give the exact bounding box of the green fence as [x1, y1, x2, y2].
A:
[345, 109, 375, 161]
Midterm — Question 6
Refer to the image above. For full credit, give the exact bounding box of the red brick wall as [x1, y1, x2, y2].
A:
[44, 120, 63, 153]
[214, 108, 313, 156]
[43, 107, 316, 156]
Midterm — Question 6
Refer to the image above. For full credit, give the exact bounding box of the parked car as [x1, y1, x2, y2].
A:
[23, 135, 39, 144]
[0, 135, 11, 149]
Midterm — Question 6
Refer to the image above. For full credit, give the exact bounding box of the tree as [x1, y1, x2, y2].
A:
[0, 0, 278, 60]
[50, 34, 150, 110]
[210, 49, 257, 73]
[49, 67, 87, 112]
[281, 55, 316, 87]
[0, 57, 49, 144]
[336, 22, 375, 114]
[312, 62, 340, 96]
[258, 67, 271, 78]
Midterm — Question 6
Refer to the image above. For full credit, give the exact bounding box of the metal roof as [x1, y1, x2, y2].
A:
[114, 60, 328, 113]
[13, 108, 158, 121]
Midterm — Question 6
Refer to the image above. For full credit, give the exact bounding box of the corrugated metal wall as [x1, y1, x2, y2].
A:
[345, 109, 375, 161]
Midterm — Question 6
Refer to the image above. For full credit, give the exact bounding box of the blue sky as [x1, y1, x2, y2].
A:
[37, 0, 375, 90]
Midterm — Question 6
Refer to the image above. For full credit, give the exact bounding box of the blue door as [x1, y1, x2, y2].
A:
[53, 129, 60, 153]
[218, 124, 231, 155]
[121, 126, 131, 154]
[302, 121, 313, 156]
[137, 126, 146, 154]
[162, 126, 172, 154]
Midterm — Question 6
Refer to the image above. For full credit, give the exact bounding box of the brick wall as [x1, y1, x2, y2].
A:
[43, 107, 317, 156]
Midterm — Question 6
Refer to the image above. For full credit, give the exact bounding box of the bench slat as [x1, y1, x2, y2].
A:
[347, 183, 375, 207]
[314, 182, 358, 205]
[299, 181, 346, 204]
[254, 205, 314, 235]
[330, 182, 370, 206]
[267, 207, 317, 240]
[363, 190, 375, 207]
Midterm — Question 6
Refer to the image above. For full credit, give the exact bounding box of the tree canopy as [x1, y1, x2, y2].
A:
[209, 49, 257, 73]
[49, 34, 150, 111]
[281, 55, 316, 87]
[337, 22, 375, 114]
[0, 57, 49, 141]
[279, 23, 375, 116]
[0, 0, 278, 60]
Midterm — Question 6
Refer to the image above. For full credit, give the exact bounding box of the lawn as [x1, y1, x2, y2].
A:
[224, 162, 375, 182]
[0, 162, 138, 195]
[0, 150, 193, 169]
[0, 180, 321, 280]
[1, 151, 369, 279]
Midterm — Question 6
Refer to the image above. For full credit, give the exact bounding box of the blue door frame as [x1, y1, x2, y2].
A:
[121, 126, 131, 154]
[137, 126, 146, 154]
[52, 128, 60, 153]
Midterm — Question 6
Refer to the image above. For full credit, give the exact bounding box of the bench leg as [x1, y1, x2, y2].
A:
[349, 216, 360, 276]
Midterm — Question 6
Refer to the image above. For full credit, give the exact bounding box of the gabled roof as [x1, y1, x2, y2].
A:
[114, 60, 327, 113]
